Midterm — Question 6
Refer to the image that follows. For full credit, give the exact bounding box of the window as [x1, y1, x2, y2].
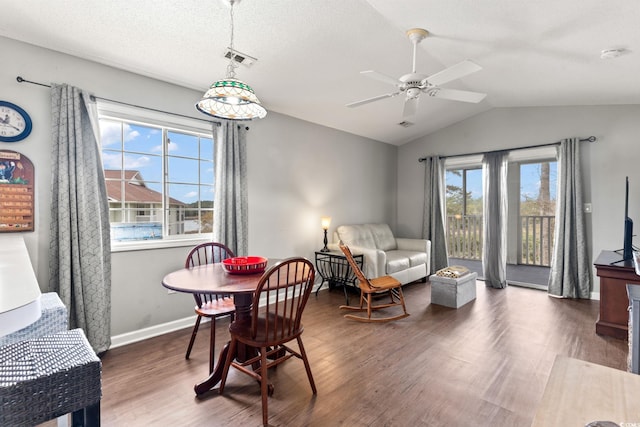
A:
[98, 102, 215, 247]
[445, 168, 483, 217]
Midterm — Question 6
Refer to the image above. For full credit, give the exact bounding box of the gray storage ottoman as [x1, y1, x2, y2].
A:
[430, 272, 477, 308]
[0, 328, 101, 426]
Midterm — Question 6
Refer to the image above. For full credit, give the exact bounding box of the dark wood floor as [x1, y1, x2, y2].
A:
[42, 281, 627, 427]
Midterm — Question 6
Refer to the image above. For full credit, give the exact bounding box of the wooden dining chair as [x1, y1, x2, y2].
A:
[184, 242, 236, 374]
[219, 257, 317, 427]
[338, 241, 409, 322]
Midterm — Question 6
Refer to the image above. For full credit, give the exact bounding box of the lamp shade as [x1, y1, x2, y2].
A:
[321, 216, 332, 230]
[196, 77, 267, 121]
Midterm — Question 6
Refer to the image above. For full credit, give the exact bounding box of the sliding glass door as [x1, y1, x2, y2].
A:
[444, 149, 557, 287]
[518, 161, 557, 267]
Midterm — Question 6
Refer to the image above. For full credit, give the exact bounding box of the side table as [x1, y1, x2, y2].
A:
[315, 251, 363, 304]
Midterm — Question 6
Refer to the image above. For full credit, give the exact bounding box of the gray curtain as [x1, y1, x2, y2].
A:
[213, 121, 248, 256]
[49, 84, 111, 353]
[548, 138, 591, 298]
[482, 151, 509, 289]
[422, 155, 448, 274]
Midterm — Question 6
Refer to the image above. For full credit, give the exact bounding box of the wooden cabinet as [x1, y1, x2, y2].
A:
[594, 250, 640, 339]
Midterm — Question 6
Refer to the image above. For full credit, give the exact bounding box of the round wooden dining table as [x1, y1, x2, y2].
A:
[162, 259, 280, 395]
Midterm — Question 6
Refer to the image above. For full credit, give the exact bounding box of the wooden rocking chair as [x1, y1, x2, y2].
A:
[338, 241, 409, 323]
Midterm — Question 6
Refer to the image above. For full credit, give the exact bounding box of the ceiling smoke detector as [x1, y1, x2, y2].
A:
[600, 48, 628, 59]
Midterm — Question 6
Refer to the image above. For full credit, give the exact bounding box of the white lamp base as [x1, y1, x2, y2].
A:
[0, 296, 41, 337]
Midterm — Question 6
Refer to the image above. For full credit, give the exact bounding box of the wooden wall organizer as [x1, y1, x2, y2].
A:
[0, 150, 34, 232]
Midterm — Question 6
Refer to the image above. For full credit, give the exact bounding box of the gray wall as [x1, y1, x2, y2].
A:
[397, 105, 640, 293]
[0, 36, 397, 336]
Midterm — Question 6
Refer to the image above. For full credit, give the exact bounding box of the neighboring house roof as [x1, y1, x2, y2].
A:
[104, 170, 185, 206]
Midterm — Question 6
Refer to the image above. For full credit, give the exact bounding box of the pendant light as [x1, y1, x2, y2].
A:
[196, 0, 266, 120]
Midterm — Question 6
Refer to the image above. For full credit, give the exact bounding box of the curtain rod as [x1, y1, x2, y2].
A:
[417, 136, 596, 163]
[15, 76, 254, 130]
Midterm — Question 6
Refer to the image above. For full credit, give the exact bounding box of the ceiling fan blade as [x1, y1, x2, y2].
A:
[346, 91, 401, 108]
[360, 70, 400, 87]
[429, 88, 486, 103]
[426, 60, 482, 86]
[403, 97, 419, 118]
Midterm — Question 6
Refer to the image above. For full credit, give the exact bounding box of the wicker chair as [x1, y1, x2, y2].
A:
[184, 242, 236, 374]
[338, 241, 409, 322]
[219, 258, 317, 427]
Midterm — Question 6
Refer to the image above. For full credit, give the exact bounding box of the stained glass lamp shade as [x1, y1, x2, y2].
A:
[196, 77, 266, 120]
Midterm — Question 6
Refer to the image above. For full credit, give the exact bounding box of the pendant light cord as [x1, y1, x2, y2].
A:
[226, 1, 238, 79]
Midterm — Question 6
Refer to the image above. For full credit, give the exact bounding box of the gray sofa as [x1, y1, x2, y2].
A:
[328, 223, 430, 285]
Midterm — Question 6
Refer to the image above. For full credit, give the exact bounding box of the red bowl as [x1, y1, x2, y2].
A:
[222, 256, 268, 275]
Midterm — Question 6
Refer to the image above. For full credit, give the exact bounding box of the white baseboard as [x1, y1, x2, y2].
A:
[110, 282, 327, 349]
[509, 280, 601, 301]
[110, 315, 198, 349]
[508, 281, 547, 291]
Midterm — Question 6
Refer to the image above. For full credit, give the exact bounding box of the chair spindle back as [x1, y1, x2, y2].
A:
[338, 241, 374, 291]
[251, 258, 315, 343]
[185, 242, 235, 306]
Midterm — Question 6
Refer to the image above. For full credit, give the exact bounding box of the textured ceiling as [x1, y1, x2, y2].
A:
[1, 0, 639, 145]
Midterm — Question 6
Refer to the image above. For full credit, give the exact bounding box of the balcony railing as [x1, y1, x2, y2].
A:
[447, 215, 483, 260]
[446, 214, 555, 267]
[520, 215, 555, 266]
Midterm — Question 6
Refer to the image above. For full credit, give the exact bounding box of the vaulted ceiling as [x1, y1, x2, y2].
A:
[1, 0, 639, 145]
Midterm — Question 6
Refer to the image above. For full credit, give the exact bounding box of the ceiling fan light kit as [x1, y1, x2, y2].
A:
[196, 0, 267, 121]
[347, 27, 486, 119]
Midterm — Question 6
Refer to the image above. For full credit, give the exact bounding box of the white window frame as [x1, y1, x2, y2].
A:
[98, 101, 218, 252]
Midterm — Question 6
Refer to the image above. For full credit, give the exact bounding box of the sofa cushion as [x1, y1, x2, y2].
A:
[385, 251, 411, 274]
[393, 250, 428, 267]
[337, 224, 376, 249]
[368, 223, 397, 251]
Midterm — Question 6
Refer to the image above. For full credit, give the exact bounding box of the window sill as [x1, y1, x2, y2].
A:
[111, 236, 212, 253]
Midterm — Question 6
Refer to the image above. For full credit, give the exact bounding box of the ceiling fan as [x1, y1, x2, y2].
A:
[346, 28, 486, 118]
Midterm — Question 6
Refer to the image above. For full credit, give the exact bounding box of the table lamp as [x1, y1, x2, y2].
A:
[320, 216, 331, 252]
[0, 235, 42, 337]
